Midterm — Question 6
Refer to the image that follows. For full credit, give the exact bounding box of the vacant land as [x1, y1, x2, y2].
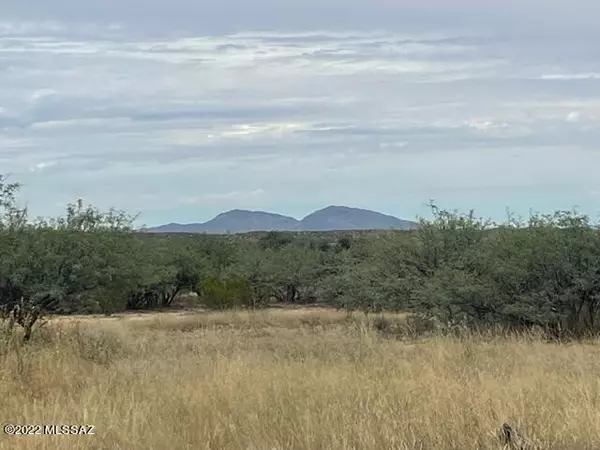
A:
[2, 308, 600, 450]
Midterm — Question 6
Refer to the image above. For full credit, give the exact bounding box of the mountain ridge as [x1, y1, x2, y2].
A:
[143, 205, 420, 234]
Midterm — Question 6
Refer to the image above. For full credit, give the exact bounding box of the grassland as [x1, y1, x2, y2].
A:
[2, 308, 600, 450]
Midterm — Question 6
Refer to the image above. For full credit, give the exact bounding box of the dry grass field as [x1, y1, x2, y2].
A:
[2, 308, 600, 450]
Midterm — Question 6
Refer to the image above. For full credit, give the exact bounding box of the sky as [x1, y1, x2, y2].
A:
[1, 1, 599, 227]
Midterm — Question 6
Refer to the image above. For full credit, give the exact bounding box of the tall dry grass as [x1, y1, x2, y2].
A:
[2, 308, 600, 450]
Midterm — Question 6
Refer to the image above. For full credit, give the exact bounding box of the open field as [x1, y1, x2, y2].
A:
[2, 308, 600, 450]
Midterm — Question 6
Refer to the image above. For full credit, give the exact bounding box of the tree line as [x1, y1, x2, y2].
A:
[2, 174, 600, 338]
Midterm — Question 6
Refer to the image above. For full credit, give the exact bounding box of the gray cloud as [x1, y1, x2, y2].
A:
[0, 8, 599, 225]
[2, 1, 600, 37]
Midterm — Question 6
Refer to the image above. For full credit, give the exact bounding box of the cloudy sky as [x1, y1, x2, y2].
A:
[1, 1, 599, 227]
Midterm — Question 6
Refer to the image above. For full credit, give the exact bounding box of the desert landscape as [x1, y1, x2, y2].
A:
[2, 3, 600, 446]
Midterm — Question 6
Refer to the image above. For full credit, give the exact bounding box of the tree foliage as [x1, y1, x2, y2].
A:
[2, 173, 600, 338]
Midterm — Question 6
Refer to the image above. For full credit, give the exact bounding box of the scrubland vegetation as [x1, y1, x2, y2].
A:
[3, 173, 600, 449]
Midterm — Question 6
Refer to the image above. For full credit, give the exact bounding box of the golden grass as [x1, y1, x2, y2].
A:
[2, 308, 600, 449]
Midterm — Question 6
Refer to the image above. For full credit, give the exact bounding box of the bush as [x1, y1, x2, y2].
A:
[197, 276, 253, 310]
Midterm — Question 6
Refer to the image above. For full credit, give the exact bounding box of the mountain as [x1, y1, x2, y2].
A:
[197, 209, 300, 233]
[145, 209, 299, 234]
[298, 206, 419, 231]
[143, 206, 419, 234]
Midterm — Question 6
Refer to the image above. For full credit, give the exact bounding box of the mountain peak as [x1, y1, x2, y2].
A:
[316, 205, 373, 213]
[300, 205, 416, 232]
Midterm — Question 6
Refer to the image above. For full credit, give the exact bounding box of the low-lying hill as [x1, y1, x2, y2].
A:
[299, 206, 418, 232]
[147, 210, 300, 234]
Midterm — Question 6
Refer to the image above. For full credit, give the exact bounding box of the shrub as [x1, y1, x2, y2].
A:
[197, 276, 253, 310]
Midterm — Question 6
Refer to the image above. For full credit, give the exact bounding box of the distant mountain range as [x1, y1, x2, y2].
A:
[142, 206, 420, 234]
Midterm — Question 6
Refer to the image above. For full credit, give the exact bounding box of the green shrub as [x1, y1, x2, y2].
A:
[197, 276, 253, 310]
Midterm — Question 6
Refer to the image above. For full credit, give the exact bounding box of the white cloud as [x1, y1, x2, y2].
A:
[29, 89, 58, 104]
[29, 161, 56, 172]
[541, 73, 600, 80]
